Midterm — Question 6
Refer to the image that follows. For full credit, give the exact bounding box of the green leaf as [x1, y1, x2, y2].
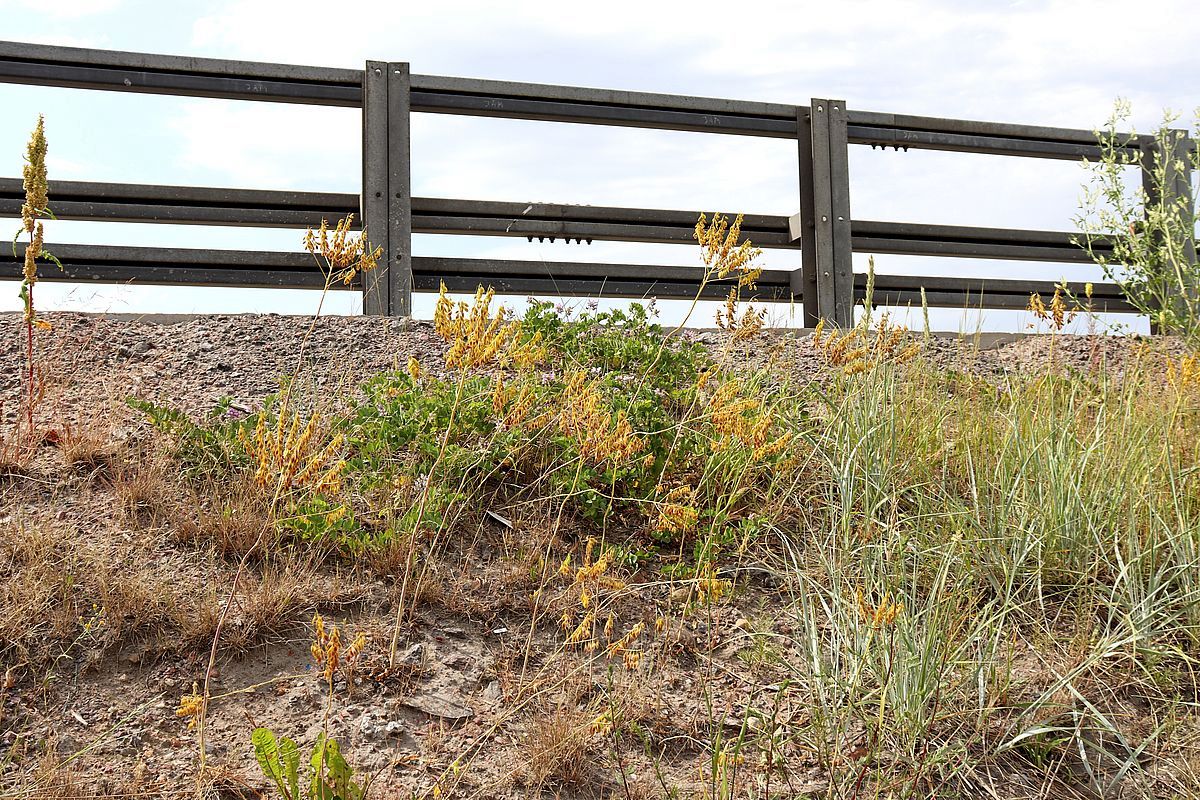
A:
[310, 733, 363, 800]
[252, 727, 300, 800]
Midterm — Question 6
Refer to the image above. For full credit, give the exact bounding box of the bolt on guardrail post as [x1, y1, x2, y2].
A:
[1139, 129, 1196, 333]
[796, 98, 854, 328]
[361, 60, 413, 316]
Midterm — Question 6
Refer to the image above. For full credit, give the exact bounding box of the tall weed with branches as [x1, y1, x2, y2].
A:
[1076, 101, 1200, 342]
[6, 115, 61, 463]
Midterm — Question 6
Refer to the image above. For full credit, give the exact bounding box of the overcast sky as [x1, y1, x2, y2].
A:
[1, 0, 1198, 331]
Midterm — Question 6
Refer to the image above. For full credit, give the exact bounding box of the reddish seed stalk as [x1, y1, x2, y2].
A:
[24, 283, 34, 434]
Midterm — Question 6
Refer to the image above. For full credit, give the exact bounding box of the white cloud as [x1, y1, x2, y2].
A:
[7, 0, 121, 19]
[166, 101, 359, 191]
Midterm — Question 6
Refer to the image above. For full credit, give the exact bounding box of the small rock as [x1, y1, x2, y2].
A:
[402, 693, 473, 722]
[480, 681, 502, 705]
[358, 714, 383, 740]
[398, 643, 425, 669]
[118, 730, 145, 755]
[443, 654, 472, 671]
[130, 340, 152, 355]
[285, 686, 320, 710]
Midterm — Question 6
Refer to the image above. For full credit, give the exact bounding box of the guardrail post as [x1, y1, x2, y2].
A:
[361, 61, 413, 316]
[387, 62, 413, 317]
[793, 106, 820, 327]
[796, 98, 854, 328]
[1140, 129, 1195, 332]
[361, 60, 390, 315]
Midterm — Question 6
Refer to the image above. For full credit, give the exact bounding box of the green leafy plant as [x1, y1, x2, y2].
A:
[128, 396, 255, 480]
[252, 728, 365, 800]
[1076, 100, 1199, 341]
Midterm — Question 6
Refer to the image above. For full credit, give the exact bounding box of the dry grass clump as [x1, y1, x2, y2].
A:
[7, 745, 151, 800]
[200, 563, 331, 655]
[0, 518, 183, 676]
[171, 474, 275, 558]
[49, 424, 118, 472]
[107, 453, 179, 526]
[522, 702, 598, 788]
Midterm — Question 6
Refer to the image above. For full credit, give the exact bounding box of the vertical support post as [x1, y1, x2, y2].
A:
[387, 62, 413, 317]
[798, 98, 855, 328]
[361, 60, 391, 316]
[825, 100, 855, 327]
[1140, 129, 1196, 332]
[794, 107, 820, 327]
[808, 99, 837, 325]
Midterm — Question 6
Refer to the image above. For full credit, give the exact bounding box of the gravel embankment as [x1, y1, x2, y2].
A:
[0, 312, 1180, 427]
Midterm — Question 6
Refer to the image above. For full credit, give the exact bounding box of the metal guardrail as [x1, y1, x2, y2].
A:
[0, 40, 1171, 324]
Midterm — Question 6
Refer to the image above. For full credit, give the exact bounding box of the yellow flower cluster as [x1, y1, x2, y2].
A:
[705, 380, 790, 458]
[433, 283, 545, 370]
[694, 212, 763, 287]
[1167, 353, 1200, 393]
[708, 379, 760, 436]
[240, 406, 346, 495]
[310, 613, 367, 685]
[81, 603, 106, 633]
[1027, 283, 1076, 331]
[21, 115, 47, 236]
[175, 682, 203, 730]
[565, 611, 596, 647]
[560, 371, 643, 465]
[303, 215, 383, 286]
[406, 356, 421, 383]
[812, 315, 920, 374]
[556, 539, 643, 661]
[605, 621, 645, 658]
[714, 288, 767, 341]
[572, 538, 625, 591]
[696, 569, 731, 605]
[712, 747, 745, 788]
[855, 588, 903, 629]
[654, 484, 699, 536]
[491, 375, 537, 429]
[588, 709, 614, 736]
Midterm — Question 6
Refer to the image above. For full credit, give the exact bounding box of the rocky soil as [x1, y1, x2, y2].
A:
[0, 312, 1173, 423]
